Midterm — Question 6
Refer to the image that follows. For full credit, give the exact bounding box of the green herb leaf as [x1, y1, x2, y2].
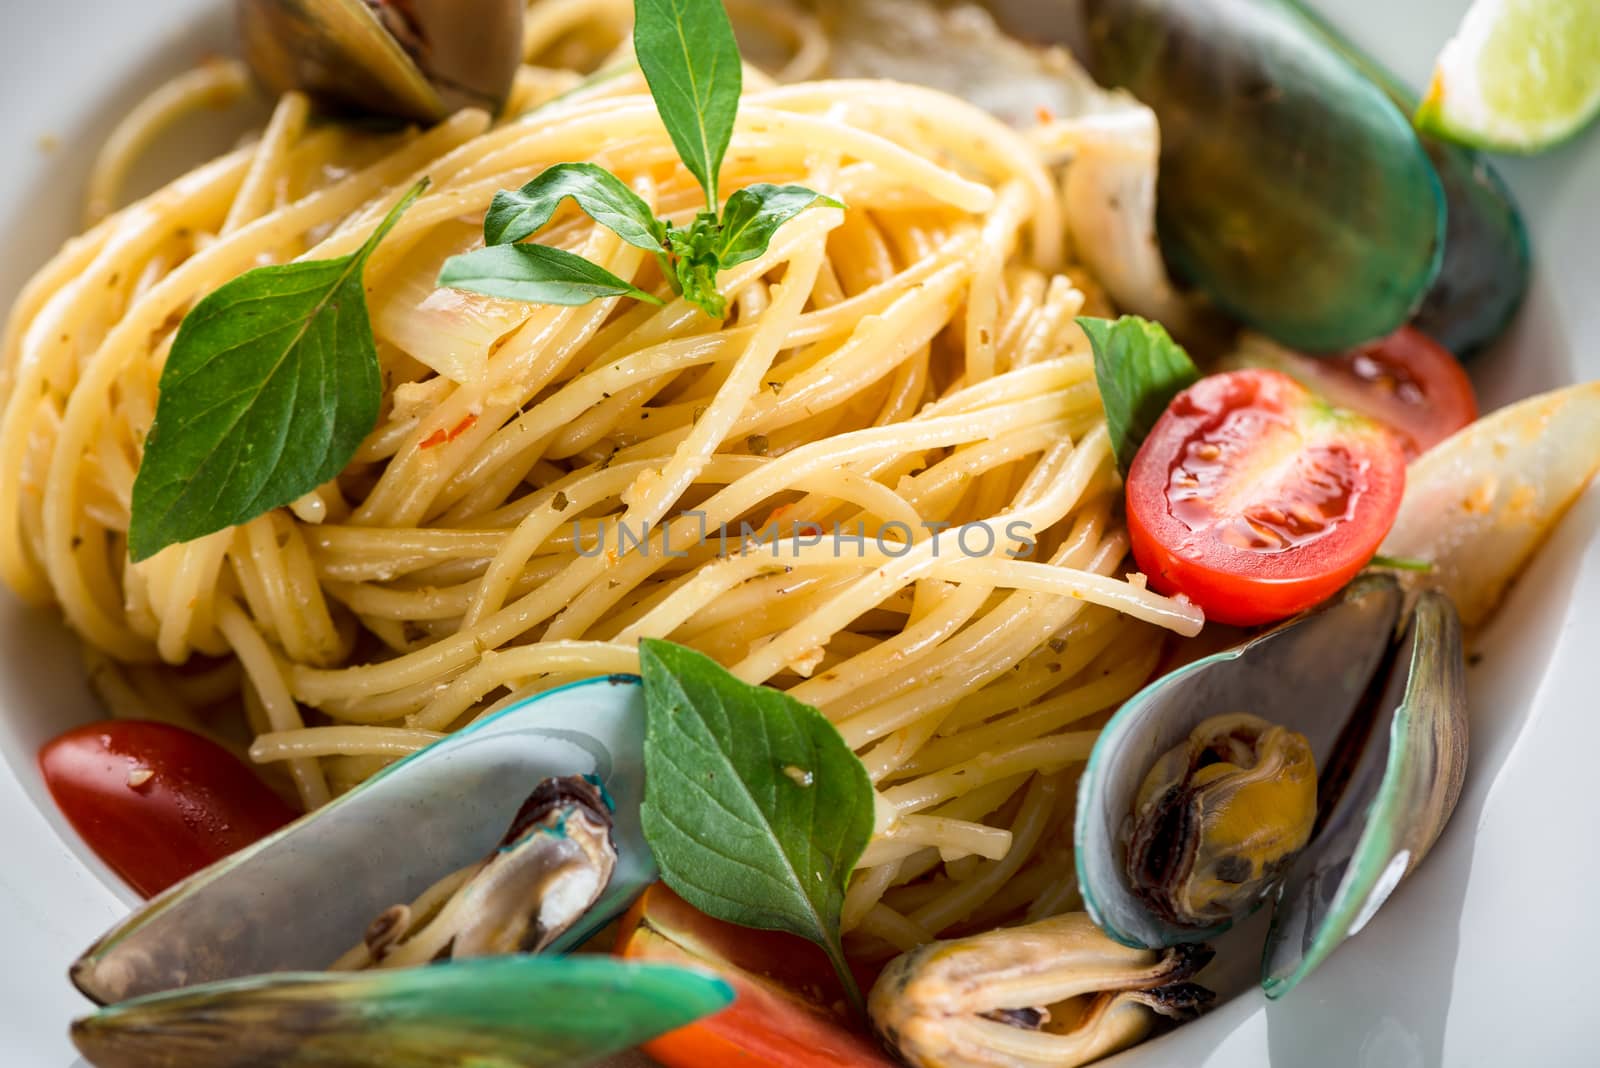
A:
[439, 243, 664, 306]
[485, 163, 666, 251]
[638, 638, 874, 1014]
[1369, 554, 1434, 573]
[460, 1, 847, 322]
[1079, 315, 1201, 473]
[128, 179, 428, 562]
[666, 213, 727, 317]
[633, 0, 742, 206]
[716, 183, 842, 268]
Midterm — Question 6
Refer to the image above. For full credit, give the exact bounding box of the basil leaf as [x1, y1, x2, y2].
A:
[666, 214, 726, 318]
[485, 163, 666, 251]
[716, 184, 842, 268]
[128, 179, 428, 562]
[439, 243, 664, 306]
[633, 0, 742, 205]
[638, 638, 873, 1013]
[1079, 315, 1201, 473]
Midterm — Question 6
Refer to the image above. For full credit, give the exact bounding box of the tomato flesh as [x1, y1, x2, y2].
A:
[39, 720, 296, 897]
[1239, 327, 1477, 459]
[615, 885, 896, 1068]
[1126, 369, 1406, 626]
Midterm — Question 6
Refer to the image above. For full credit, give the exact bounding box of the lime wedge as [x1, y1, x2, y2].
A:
[1415, 0, 1600, 153]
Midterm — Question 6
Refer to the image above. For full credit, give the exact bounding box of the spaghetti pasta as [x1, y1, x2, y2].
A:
[0, 0, 1205, 957]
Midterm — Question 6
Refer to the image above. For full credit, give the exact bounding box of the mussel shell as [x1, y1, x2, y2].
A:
[70, 957, 734, 1068]
[1063, 0, 1445, 353]
[71, 675, 654, 1005]
[1261, 590, 1467, 997]
[1282, 0, 1529, 358]
[1409, 143, 1530, 359]
[1075, 575, 1404, 949]
[237, 0, 525, 123]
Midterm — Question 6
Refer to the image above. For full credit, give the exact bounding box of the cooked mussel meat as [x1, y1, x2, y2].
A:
[1126, 714, 1316, 930]
[238, 0, 525, 122]
[869, 913, 1214, 1068]
[334, 774, 619, 969]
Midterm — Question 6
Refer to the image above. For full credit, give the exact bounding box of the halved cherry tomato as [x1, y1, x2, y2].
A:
[615, 884, 897, 1068]
[39, 720, 296, 897]
[1240, 327, 1477, 459]
[1126, 368, 1407, 627]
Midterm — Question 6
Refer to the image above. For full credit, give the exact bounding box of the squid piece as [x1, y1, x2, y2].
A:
[1383, 381, 1600, 627]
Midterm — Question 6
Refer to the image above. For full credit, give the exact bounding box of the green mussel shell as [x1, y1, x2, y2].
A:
[71, 957, 734, 1068]
[1073, 0, 1446, 353]
[1284, 0, 1530, 358]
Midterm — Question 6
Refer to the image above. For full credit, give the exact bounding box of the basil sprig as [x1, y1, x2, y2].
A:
[128, 179, 428, 561]
[638, 639, 874, 1013]
[634, 0, 742, 207]
[1079, 315, 1202, 474]
[440, 0, 841, 318]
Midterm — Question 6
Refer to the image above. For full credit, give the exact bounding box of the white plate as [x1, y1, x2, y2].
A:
[1, 1, 1596, 1065]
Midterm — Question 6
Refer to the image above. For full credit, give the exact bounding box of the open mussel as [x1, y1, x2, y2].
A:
[67, 676, 731, 1068]
[1075, 575, 1467, 998]
[72, 675, 656, 1003]
[237, 0, 525, 122]
[869, 912, 1214, 1068]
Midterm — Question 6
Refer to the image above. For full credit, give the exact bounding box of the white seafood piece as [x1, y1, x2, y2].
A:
[1383, 381, 1600, 626]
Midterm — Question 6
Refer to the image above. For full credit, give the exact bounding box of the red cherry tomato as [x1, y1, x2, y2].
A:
[1248, 327, 1477, 459]
[1126, 369, 1407, 627]
[39, 720, 296, 897]
[616, 884, 897, 1068]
